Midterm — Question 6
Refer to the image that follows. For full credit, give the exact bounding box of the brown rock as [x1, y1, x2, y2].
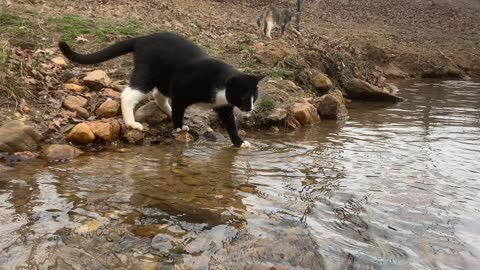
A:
[0, 120, 42, 153]
[63, 95, 89, 118]
[42, 144, 83, 161]
[381, 64, 408, 78]
[66, 123, 95, 144]
[63, 95, 88, 109]
[87, 119, 121, 142]
[314, 91, 348, 119]
[83, 70, 112, 91]
[254, 40, 295, 66]
[289, 102, 320, 126]
[343, 78, 405, 102]
[174, 131, 193, 143]
[102, 88, 121, 99]
[64, 83, 86, 93]
[135, 101, 170, 126]
[123, 129, 144, 144]
[285, 115, 301, 129]
[95, 99, 120, 118]
[51, 56, 67, 66]
[311, 72, 333, 93]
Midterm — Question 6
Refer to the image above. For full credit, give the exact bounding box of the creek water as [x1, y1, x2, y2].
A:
[0, 79, 479, 269]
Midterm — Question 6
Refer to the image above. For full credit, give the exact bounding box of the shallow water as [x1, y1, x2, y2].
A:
[1, 80, 479, 269]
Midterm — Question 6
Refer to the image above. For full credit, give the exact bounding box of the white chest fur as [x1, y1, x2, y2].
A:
[193, 89, 229, 110]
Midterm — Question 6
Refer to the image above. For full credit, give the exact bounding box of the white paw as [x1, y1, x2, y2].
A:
[174, 125, 189, 133]
[240, 141, 251, 148]
[127, 121, 144, 131]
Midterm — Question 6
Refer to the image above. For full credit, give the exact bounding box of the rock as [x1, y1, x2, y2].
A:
[42, 144, 83, 161]
[421, 66, 464, 79]
[64, 83, 86, 93]
[51, 56, 67, 66]
[314, 90, 348, 119]
[63, 95, 88, 109]
[174, 131, 193, 143]
[13, 151, 38, 160]
[254, 42, 264, 50]
[123, 129, 144, 144]
[63, 95, 90, 118]
[203, 131, 226, 142]
[87, 119, 121, 142]
[95, 99, 120, 118]
[135, 101, 169, 126]
[254, 40, 295, 66]
[343, 78, 405, 102]
[381, 64, 408, 78]
[66, 123, 95, 144]
[151, 234, 175, 253]
[266, 108, 288, 123]
[83, 70, 112, 91]
[289, 103, 320, 126]
[311, 72, 333, 93]
[0, 120, 42, 153]
[102, 88, 121, 99]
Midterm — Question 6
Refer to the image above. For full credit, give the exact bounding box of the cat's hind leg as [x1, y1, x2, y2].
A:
[121, 86, 146, 130]
[153, 88, 172, 118]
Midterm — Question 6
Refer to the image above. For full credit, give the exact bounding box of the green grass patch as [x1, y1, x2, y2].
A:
[49, 15, 93, 42]
[49, 15, 143, 43]
[0, 12, 33, 33]
[258, 97, 275, 111]
[270, 68, 288, 79]
[242, 61, 261, 72]
[95, 19, 143, 41]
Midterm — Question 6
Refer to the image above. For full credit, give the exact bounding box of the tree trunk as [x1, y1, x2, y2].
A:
[295, 0, 302, 32]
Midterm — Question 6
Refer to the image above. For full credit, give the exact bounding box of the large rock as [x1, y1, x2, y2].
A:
[66, 123, 95, 144]
[123, 129, 144, 144]
[102, 88, 121, 100]
[135, 101, 169, 126]
[0, 120, 42, 153]
[42, 144, 83, 161]
[254, 40, 296, 67]
[63, 95, 90, 119]
[289, 102, 320, 126]
[83, 70, 112, 91]
[95, 99, 120, 118]
[314, 90, 349, 119]
[87, 119, 121, 142]
[63, 83, 86, 93]
[342, 78, 405, 102]
[311, 72, 333, 93]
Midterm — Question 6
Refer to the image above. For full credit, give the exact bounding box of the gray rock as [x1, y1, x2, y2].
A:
[0, 120, 42, 153]
[343, 78, 405, 102]
[134, 101, 169, 126]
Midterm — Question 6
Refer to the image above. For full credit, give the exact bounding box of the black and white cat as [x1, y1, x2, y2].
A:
[59, 32, 262, 147]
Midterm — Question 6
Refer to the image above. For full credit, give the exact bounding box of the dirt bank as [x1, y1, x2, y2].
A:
[1, 0, 479, 155]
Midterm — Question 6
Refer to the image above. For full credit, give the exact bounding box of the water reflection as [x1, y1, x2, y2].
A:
[0, 80, 479, 269]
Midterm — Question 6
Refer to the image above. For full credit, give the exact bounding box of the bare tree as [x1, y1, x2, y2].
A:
[295, 0, 303, 32]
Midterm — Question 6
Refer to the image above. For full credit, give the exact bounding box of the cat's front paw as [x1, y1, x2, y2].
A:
[240, 141, 251, 148]
[126, 121, 144, 131]
[174, 125, 189, 133]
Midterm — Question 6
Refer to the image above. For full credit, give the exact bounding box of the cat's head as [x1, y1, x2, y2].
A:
[225, 74, 264, 112]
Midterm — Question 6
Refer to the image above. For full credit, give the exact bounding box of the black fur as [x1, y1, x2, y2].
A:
[59, 32, 262, 147]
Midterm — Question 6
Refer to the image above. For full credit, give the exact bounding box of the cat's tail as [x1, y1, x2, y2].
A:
[58, 37, 139, 65]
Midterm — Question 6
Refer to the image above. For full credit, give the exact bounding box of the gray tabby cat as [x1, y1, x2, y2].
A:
[256, 6, 301, 39]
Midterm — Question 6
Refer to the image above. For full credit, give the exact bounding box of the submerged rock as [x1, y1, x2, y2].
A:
[66, 123, 95, 144]
[342, 78, 405, 102]
[314, 90, 349, 119]
[42, 144, 83, 161]
[0, 120, 42, 153]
